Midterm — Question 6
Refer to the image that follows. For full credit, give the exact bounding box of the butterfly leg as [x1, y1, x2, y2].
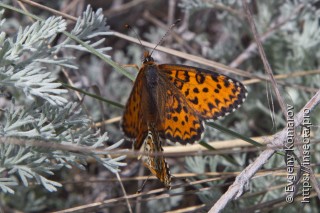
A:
[122, 64, 140, 72]
[136, 174, 151, 193]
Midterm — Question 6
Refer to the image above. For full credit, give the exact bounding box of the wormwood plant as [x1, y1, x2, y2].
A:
[0, 5, 126, 197]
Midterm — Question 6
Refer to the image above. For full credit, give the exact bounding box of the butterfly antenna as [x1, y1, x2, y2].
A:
[150, 19, 181, 56]
[124, 24, 147, 53]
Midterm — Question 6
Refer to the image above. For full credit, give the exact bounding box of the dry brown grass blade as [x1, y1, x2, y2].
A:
[113, 31, 255, 78]
[18, 0, 77, 21]
[164, 204, 206, 213]
[104, 0, 147, 16]
[243, 69, 320, 85]
[163, 136, 266, 154]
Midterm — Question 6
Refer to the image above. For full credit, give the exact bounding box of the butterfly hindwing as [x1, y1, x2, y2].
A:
[156, 86, 205, 144]
[141, 126, 171, 188]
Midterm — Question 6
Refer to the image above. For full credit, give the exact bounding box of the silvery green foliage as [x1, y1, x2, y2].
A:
[185, 155, 248, 206]
[262, 1, 320, 107]
[273, 1, 320, 71]
[0, 15, 69, 105]
[64, 5, 112, 58]
[0, 6, 126, 194]
[178, 0, 213, 13]
[0, 103, 126, 193]
[178, 0, 245, 62]
[4, 63, 68, 105]
[0, 177, 17, 194]
[185, 156, 222, 203]
[178, 0, 244, 13]
[71, 5, 112, 39]
[0, 4, 113, 105]
[146, 187, 184, 213]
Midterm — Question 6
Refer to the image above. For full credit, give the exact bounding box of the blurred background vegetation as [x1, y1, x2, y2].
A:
[0, 0, 320, 212]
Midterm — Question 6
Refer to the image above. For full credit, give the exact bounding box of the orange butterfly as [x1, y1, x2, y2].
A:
[122, 50, 247, 188]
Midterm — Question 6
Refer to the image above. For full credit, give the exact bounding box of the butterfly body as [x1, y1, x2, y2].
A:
[122, 51, 247, 187]
[141, 59, 161, 123]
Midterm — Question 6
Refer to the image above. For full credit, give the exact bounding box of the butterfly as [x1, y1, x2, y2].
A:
[122, 50, 247, 188]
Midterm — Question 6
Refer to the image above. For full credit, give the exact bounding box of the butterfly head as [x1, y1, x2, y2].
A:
[143, 51, 155, 64]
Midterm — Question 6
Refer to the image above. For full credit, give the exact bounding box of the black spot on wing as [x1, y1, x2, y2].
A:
[202, 87, 209, 93]
[196, 73, 205, 84]
[189, 97, 199, 105]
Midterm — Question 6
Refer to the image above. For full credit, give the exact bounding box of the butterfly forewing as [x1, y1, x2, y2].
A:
[122, 70, 149, 149]
[152, 64, 247, 144]
[159, 64, 247, 120]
